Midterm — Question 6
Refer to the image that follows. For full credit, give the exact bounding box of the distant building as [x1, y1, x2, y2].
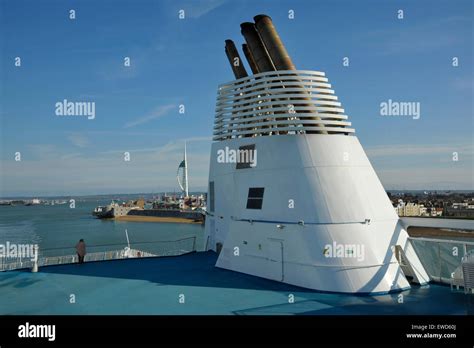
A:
[404, 203, 421, 217]
[394, 200, 405, 216]
[445, 202, 474, 218]
[419, 205, 428, 216]
[393, 202, 436, 217]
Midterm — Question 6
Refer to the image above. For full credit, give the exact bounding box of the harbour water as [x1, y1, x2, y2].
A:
[0, 197, 205, 257]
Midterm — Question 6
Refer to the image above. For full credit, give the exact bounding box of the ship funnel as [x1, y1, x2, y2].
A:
[242, 44, 260, 74]
[238, 16, 294, 73]
[240, 22, 275, 73]
[221, 15, 328, 135]
[225, 39, 248, 79]
[253, 14, 295, 71]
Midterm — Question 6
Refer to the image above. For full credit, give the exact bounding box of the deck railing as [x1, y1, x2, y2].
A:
[409, 236, 474, 284]
[0, 236, 197, 272]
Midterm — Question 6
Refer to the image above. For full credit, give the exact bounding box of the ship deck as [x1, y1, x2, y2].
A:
[0, 251, 472, 315]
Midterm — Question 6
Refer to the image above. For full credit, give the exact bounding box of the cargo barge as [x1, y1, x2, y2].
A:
[92, 199, 205, 223]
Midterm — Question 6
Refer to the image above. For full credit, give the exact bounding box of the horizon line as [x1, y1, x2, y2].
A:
[2, 189, 474, 199]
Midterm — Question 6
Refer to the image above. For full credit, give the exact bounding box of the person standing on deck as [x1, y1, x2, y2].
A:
[75, 239, 86, 264]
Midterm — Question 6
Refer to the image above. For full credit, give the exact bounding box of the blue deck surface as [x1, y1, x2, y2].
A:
[0, 252, 472, 315]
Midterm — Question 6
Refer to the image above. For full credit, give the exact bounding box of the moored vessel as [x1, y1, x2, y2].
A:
[92, 146, 205, 223]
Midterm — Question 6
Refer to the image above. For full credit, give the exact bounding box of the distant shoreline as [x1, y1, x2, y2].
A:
[408, 226, 474, 239]
[2, 189, 473, 199]
[0, 192, 208, 200]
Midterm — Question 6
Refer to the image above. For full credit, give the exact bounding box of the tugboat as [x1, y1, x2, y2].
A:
[92, 202, 115, 218]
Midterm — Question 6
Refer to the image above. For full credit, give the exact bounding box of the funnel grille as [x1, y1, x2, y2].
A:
[213, 70, 354, 141]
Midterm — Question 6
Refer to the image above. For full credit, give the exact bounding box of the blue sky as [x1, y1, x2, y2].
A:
[0, 0, 472, 196]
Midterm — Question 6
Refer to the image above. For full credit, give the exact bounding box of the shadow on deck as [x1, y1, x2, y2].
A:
[0, 251, 472, 315]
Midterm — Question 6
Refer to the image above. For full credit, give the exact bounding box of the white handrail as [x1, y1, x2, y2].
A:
[408, 236, 474, 245]
[0, 237, 198, 272]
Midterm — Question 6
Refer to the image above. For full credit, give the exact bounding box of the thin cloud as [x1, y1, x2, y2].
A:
[367, 16, 469, 55]
[26, 144, 60, 160]
[183, 0, 227, 18]
[377, 167, 474, 191]
[452, 77, 474, 92]
[68, 134, 89, 148]
[123, 104, 176, 128]
[366, 143, 473, 158]
[60, 153, 82, 160]
[98, 136, 212, 155]
[1, 138, 211, 196]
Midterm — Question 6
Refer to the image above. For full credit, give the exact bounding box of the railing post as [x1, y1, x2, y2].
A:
[31, 245, 39, 273]
[463, 243, 467, 257]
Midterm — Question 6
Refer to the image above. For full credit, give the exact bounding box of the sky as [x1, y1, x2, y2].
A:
[0, 0, 472, 197]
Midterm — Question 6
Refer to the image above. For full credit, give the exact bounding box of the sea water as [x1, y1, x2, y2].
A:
[0, 198, 205, 257]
